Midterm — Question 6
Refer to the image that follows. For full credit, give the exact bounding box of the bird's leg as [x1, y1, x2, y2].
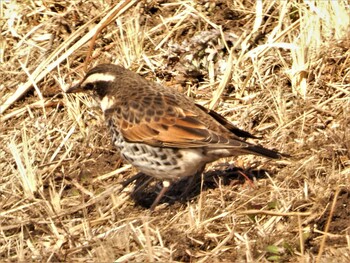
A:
[150, 180, 171, 211]
[237, 170, 255, 188]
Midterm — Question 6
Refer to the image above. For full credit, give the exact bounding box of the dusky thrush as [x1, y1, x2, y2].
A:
[67, 64, 286, 210]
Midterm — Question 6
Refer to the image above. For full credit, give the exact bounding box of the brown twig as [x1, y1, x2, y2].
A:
[316, 188, 341, 263]
[238, 210, 311, 217]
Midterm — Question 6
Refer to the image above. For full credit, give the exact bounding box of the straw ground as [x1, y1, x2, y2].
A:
[1, 1, 349, 262]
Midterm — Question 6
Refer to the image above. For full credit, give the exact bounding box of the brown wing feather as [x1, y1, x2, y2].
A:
[121, 107, 213, 147]
[105, 101, 249, 149]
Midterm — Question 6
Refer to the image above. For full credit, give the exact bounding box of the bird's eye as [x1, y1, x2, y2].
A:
[84, 83, 94, 90]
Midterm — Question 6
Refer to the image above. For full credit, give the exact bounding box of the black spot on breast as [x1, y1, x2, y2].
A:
[139, 146, 147, 154]
[159, 154, 167, 160]
[132, 145, 139, 152]
[176, 152, 182, 158]
[153, 161, 161, 166]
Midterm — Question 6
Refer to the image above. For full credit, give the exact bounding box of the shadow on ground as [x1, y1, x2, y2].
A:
[122, 167, 273, 209]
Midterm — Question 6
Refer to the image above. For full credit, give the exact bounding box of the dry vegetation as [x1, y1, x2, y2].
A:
[1, 0, 350, 262]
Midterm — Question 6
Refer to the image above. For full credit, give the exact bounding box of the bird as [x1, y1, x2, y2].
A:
[66, 64, 286, 210]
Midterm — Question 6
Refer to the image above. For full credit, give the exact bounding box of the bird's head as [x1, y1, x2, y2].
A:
[66, 64, 126, 102]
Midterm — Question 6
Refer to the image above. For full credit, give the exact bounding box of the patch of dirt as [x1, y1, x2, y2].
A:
[309, 188, 350, 251]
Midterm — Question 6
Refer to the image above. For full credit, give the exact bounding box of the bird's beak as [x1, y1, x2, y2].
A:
[65, 82, 83, 93]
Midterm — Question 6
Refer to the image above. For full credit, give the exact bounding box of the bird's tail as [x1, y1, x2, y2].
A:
[245, 144, 289, 159]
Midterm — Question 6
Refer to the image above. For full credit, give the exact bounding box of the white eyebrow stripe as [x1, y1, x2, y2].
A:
[82, 73, 116, 85]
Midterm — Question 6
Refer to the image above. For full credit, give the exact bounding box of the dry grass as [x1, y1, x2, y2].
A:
[1, 0, 350, 262]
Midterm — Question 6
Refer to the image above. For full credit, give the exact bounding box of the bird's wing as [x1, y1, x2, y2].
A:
[104, 97, 248, 149]
[194, 103, 260, 139]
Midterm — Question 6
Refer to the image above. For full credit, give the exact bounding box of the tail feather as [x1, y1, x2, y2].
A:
[195, 103, 289, 159]
[246, 144, 289, 159]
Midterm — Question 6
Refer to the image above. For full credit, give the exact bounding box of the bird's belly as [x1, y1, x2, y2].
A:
[116, 140, 207, 180]
[108, 122, 214, 180]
